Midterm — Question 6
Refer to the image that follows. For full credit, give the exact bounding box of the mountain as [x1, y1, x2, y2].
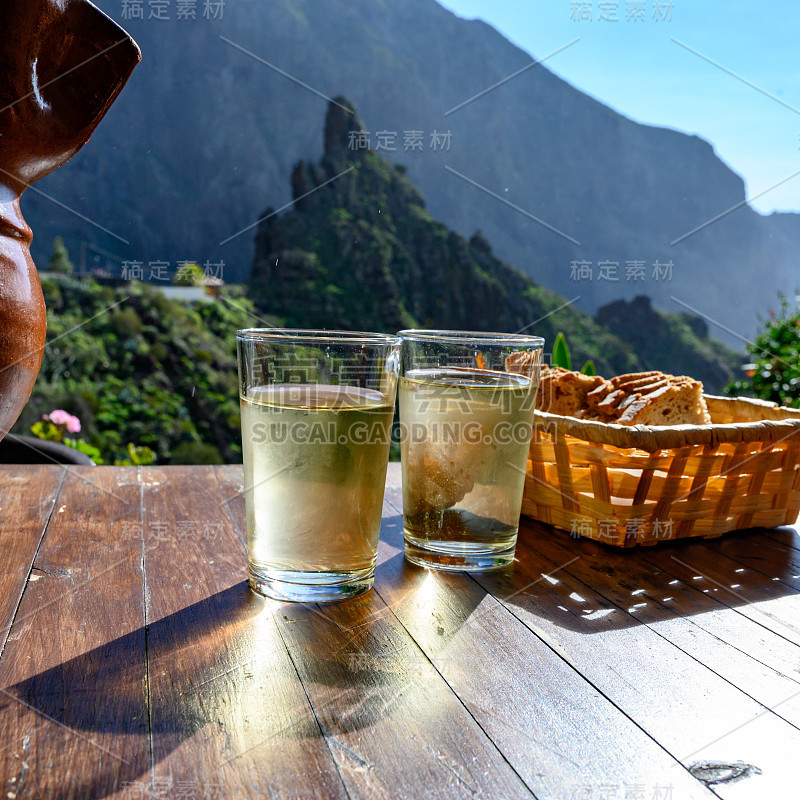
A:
[249, 98, 740, 391]
[21, 0, 797, 339]
[594, 295, 740, 392]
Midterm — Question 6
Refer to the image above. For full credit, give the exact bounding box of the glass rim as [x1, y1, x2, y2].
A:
[398, 329, 544, 347]
[236, 328, 402, 345]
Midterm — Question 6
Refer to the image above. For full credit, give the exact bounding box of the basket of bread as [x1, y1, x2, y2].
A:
[522, 367, 800, 547]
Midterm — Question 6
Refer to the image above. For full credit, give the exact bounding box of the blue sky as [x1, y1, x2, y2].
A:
[438, 0, 800, 213]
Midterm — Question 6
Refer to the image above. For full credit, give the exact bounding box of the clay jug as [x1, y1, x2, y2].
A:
[0, 0, 140, 441]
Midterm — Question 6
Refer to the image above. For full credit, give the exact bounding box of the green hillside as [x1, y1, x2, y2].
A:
[34, 0, 799, 342]
[12, 277, 266, 465]
[250, 98, 739, 387]
[12, 99, 742, 466]
[596, 296, 741, 391]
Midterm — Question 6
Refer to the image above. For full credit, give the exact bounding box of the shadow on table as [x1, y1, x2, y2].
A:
[474, 518, 800, 634]
[269, 512, 486, 739]
[3, 517, 484, 798]
[1, 583, 256, 797]
[14, 508, 795, 796]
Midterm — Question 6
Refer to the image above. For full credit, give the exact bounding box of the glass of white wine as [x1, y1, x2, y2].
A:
[398, 330, 543, 571]
[237, 329, 401, 602]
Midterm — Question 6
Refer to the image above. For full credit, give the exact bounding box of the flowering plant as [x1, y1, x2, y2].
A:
[29, 409, 156, 465]
[44, 409, 81, 434]
[30, 410, 103, 463]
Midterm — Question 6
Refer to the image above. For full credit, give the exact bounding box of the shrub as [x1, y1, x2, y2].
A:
[724, 296, 800, 408]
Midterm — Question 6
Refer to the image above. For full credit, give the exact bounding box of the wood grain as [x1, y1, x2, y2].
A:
[497, 520, 800, 796]
[525, 527, 800, 730]
[220, 464, 535, 800]
[0, 466, 64, 654]
[378, 475, 715, 799]
[143, 465, 347, 800]
[0, 466, 145, 800]
[641, 530, 800, 688]
[1, 463, 799, 799]
[642, 538, 800, 650]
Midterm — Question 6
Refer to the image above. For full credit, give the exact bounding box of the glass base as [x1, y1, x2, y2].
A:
[403, 532, 516, 572]
[249, 562, 374, 603]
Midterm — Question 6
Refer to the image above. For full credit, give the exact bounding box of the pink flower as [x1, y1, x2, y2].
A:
[47, 409, 81, 434]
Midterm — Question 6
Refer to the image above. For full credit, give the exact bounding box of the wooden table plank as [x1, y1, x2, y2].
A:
[142, 466, 348, 800]
[634, 532, 800, 687]
[763, 525, 800, 551]
[215, 465, 247, 549]
[482, 519, 800, 797]
[379, 475, 715, 800]
[275, 594, 536, 800]
[0, 466, 145, 799]
[522, 527, 800, 731]
[0, 467, 64, 656]
[2, 463, 798, 798]
[697, 529, 800, 593]
[642, 540, 800, 650]
[218, 464, 536, 800]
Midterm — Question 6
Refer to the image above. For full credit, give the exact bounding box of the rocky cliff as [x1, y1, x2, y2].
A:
[20, 0, 798, 341]
[249, 99, 739, 389]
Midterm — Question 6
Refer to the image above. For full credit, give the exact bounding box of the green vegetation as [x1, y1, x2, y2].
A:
[48, 236, 74, 274]
[249, 119, 642, 376]
[552, 333, 571, 370]
[249, 98, 740, 388]
[13, 102, 746, 464]
[12, 276, 270, 465]
[725, 297, 800, 408]
[550, 332, 596, 376]
[30, 412, 105, 464]
[595, 295, 740, 392]
[173, 261, 205, 286]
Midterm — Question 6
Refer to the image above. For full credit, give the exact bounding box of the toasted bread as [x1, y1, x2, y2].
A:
[536, 368, 711, 426]
[536, 366, 605, 417]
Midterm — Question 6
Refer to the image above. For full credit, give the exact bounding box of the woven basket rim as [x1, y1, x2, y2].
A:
[533, 394, 800, 452]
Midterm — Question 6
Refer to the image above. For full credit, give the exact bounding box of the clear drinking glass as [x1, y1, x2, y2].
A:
[237, 329, 401, 602]
[398, 330, 543, 571]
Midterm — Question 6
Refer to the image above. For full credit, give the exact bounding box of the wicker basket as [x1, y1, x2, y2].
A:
[522, 395, 800, 547]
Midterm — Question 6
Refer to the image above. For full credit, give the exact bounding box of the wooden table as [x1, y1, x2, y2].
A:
[1, 463, 799, 799]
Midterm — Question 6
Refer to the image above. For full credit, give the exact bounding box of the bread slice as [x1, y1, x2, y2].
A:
[617, 380, 711, 425]
[521, 364, 711, 426]
[504, 350, 540, 376]
[535, 366, 605, 417]
[588, 372, 711, 426]
[588, 373, 669, 411]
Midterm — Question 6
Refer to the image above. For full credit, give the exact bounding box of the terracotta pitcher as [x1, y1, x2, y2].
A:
[0, 0, 140, 441]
